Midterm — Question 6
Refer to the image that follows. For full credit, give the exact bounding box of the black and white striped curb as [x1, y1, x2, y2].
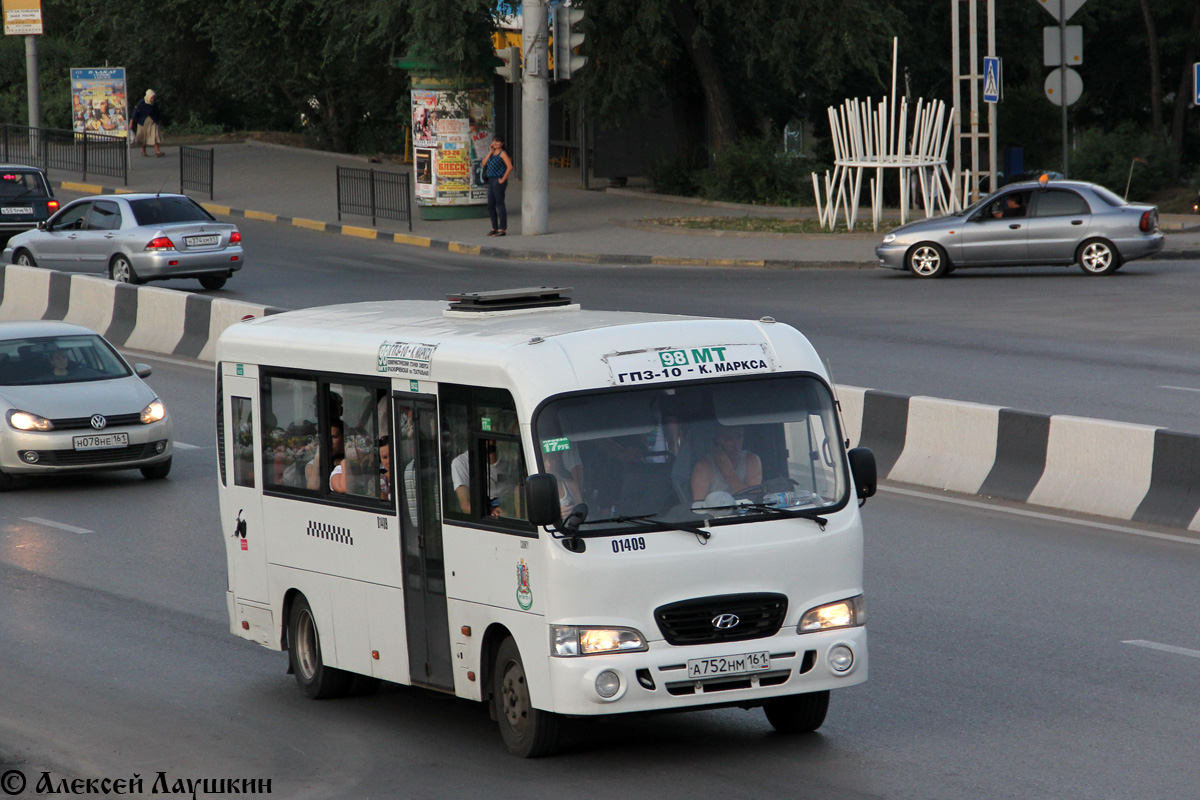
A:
[3, 263, 1197, 532]
[0, 265, 280, 361]
[838, 388, 1200, 532]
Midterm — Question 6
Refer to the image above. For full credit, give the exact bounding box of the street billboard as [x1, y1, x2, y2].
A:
[410, 86, 493, 207]
[2, 0, 42, 35]
[70, 67, 128, 138]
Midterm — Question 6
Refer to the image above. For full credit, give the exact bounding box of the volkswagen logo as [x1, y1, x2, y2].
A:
[712, 613, 740, 630]
[90, 414, 107, 430]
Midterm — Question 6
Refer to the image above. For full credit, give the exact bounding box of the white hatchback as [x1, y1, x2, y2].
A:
[0, 320, 172, 490]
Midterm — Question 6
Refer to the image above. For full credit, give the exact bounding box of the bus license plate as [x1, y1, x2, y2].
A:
[686, 651, 770, 679]
[73, 432, 129, 450]
[186, 234, 220, 247]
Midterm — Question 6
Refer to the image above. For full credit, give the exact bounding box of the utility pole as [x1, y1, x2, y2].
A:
[951, 0, 996, 203]
[521, 0, 549, 235]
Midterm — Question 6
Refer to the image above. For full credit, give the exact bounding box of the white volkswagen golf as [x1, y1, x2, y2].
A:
[0, 320, 172, 490]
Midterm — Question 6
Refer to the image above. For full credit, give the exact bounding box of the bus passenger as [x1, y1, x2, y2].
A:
[452, 440, 502, 516]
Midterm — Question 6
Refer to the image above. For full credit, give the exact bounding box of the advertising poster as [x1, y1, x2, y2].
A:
[70, 67, 127, 138]
[414, 148, 435, 199]
[410, 86, 493, 206]
[2, 0, 42, 35]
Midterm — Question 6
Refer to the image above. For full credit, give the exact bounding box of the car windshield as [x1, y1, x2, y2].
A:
[533, 374, 848, 533]
[0, 171, 48, 199]
[0, 334, 131, 385]
[128, 196, 215, 226]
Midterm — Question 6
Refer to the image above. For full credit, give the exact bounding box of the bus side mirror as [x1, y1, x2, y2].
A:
[848, 447, 877, 500]
[526, 473, 561, 526]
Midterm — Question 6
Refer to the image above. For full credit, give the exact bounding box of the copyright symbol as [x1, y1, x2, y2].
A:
[0, 770, 25, 796]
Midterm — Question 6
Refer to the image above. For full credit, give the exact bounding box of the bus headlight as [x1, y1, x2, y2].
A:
[7, 409, 54, 431]
[140, 399, 167, 424]
[798, 596, 865, 633]
[552, 626, 647, 656]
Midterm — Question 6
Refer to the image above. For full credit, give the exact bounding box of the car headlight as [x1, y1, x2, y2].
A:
[882, 233, 896, 244]
[798, 595, 865, 633]
[552, 626, 647, 656]
[140, 399, 167, 424]
[7, 409, 54, 431]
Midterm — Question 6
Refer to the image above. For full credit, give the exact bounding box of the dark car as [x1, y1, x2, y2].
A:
[875, 176, 1165, 278]
[0, 165, 58, 247]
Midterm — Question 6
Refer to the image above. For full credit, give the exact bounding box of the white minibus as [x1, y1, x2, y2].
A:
[216, 288, 876, 757]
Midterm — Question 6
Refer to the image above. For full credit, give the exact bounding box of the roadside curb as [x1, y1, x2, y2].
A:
[48, 179, 1200, 269]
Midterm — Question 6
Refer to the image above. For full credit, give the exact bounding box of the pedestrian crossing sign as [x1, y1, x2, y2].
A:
[983, 57, 1001, 103]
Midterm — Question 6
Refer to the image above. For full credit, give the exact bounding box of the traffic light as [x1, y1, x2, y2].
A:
[553, 7, 587, 81]
[494, 46, 520, 83]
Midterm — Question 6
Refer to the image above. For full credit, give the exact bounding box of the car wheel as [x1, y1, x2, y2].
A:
[0, 469, 13, 492]
[288, 594, 353, 699]
[907, 243, 949, 278]
[1077, 238, 1122, 275]
[14, 249, 36, 267]
[198, 276, 227, 291]
[493, 636, 561, 757]
[140, 457, 171, 480]
[763, 690, 831, 733]
[109, 255, 141, 284]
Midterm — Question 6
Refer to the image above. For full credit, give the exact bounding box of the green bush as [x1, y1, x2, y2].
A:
[645, 148, 703, 197]
[1069, 122, 1176, 201]
[646, 137, 821, 206]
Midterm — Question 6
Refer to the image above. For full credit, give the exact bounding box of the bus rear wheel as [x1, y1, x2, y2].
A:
[288, 595, 353, 699]
[763, 690, 830, 733]
[493, 637, 561, 757]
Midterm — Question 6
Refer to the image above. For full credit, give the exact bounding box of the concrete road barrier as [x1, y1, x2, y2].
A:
[3, 263, 1199, 533]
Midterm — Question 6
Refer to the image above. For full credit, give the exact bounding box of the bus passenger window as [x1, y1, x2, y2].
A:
[327, 382, 388, 499]
[231, 397, 255, 488]
[441, 385, 528, 525]
[260, 376, 318, 490]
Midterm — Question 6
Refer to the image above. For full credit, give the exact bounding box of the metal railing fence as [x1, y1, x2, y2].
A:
[336, 166, 412, 230]
[0, 124, 128, 184]
[180, 146, 214, 200]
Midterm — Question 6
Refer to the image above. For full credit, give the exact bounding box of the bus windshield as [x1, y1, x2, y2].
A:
[533, 374, 848, 531]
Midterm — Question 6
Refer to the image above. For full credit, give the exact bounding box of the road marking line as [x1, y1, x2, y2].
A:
[1159, 385, 1200, 394]
[21, 517, 93, 534]
[173, 441, 200, 450]
[1122, 640, 1200, 659]
[881, 486, 1200, 546]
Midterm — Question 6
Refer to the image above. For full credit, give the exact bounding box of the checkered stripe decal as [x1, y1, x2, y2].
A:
[307, 521, 353, 546]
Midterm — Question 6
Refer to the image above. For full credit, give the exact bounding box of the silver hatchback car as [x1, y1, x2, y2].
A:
[0, 320, 172, 490]
[875, 177, 1164, 278]
[3, 193, 244, 290]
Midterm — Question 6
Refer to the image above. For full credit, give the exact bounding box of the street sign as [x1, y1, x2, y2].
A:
[1035, 0, 1087, 23]
[2, 0, 42, 35]
[983, 57, 1001, 103]
[1043, 26, 1082, 67]
[1044, 67, 1082, 107]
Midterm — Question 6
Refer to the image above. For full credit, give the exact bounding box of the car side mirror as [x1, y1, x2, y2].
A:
[36, 220, 46, 230]
[526, 473, 561, 526]
[134, 363, 153, 378]
[847, 447, 877, 501]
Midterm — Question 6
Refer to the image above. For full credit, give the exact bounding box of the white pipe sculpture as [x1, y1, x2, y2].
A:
[812, 39, 962, 231]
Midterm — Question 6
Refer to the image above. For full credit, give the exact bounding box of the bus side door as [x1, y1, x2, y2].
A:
[395, 394, 454, 691]
[220, 367, 269, 610]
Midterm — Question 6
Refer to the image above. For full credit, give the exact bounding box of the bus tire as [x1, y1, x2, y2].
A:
[763, 690, 830, 733]
[493, 636, 561, 757]
[287, 595, 353, 699]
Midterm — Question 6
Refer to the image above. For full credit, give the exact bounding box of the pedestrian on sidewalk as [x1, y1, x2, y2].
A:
[484, 136, 513, 236]
[131, 90, 164, 157]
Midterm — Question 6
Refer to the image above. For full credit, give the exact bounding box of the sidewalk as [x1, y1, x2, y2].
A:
[52, 140, 1200, 268]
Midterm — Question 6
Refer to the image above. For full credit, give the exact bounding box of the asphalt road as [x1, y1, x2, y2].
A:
[2, 359, 1199, 799]
[132, 216, 1200, 434]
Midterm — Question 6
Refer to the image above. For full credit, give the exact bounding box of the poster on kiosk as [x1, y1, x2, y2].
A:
[411, 84, 493, 208]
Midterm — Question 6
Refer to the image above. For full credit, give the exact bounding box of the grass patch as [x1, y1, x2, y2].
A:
[648, 216, 890, 234]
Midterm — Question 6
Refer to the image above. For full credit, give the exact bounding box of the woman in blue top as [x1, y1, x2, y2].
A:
[483, 136, 514, 236]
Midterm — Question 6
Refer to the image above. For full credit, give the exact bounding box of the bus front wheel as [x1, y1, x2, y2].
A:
[287, 595, 353, 699]
[763, 690, 830, 733]
[493, 637, 561, 757]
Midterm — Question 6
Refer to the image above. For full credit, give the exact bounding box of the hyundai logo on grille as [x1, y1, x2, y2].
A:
[712, 613, 741, 630]
[90, 415, 107, 430]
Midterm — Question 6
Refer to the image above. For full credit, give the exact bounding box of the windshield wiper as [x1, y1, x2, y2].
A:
[581, 513, 711, 542]
[732, 502, 828, 528]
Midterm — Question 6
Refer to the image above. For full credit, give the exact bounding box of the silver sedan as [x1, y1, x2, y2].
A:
[0, 320, 173, 490]
[875, 178, 1164, 278]
[3, 193, 244, 290]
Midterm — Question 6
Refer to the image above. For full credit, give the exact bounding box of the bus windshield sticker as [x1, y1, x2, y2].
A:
[604, 343, 774, 386]
[542, 437, 570, 453]
[377, 341, 438, 377]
